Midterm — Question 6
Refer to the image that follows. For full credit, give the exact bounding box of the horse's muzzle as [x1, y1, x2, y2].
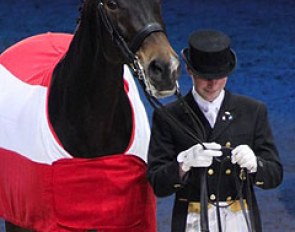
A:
[147, 56, 181, 98]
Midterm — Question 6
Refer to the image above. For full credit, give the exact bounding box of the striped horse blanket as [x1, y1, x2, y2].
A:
[0, 33, 155, 232]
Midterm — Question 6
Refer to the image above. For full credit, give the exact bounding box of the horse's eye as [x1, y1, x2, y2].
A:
[106, 0, 118, 10]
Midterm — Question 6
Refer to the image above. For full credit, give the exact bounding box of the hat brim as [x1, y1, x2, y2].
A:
[181, 48, 237, 79]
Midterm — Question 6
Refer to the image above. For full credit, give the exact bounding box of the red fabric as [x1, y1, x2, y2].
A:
[53, 155, 155, 231]
[0, 32, 72, 86]
[0, 149, 156, 231]
[0, 148, 55, 231]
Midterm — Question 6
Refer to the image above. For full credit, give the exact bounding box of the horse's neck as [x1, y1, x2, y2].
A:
[48, 30, 132, 158]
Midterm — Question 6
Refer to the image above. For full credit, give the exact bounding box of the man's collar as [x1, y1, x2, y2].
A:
[192, 87, 225, 113]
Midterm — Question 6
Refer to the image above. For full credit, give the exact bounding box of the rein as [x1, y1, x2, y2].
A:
[141, 83, 254, 232]
[97, 1, 254, 231]
[142, 86, 211, 232]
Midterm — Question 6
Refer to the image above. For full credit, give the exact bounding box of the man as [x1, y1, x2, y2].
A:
[147, 29, 283, 232]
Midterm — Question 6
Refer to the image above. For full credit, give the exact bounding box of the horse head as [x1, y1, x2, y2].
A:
[97, 0, 181, 98]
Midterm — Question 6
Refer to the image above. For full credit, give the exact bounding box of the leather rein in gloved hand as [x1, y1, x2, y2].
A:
[142, 86, 255, 232]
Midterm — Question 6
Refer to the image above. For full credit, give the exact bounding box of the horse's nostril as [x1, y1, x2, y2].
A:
[149, 59, 165, 77]
[148, 58, 178, 92]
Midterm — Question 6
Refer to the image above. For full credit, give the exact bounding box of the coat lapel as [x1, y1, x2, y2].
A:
[181, 90, 237, 142]
[182, 92, 208, 141]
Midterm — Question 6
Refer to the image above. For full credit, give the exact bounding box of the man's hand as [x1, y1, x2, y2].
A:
[177, 142, 222, 172]
[231, 145, 257, 173]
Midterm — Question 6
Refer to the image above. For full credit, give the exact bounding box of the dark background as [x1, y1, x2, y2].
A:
[0, 0, 294, 231]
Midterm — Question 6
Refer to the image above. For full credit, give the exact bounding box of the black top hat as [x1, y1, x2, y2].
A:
[182, 29, 237, 79]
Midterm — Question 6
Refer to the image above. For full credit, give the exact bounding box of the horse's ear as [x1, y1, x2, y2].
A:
[76, 0, 85, 26]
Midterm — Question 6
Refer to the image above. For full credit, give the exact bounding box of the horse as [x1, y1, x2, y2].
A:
[0, 0, 180, 231]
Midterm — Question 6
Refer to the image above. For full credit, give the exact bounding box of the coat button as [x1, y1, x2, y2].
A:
[173, 184, 182, 189]
[225, 141, 231, 148]
[210, 194, 216, 201]
[208, 168, 214, 176]
[225, 169, 231, 175]
[255, 181, 264, 186]
[258, 160, 264, 167]
[239, 169, 247, 180]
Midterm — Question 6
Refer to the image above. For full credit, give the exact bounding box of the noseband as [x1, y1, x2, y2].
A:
[97, 1, 164, 82]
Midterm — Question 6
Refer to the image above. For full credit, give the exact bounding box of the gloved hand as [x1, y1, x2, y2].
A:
[231, 145, 257, 173]
[177, 142, 222, 172]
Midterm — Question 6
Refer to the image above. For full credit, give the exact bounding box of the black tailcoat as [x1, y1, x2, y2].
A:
[147, 90, 283, 232]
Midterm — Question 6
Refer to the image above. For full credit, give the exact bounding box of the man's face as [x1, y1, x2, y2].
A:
[192, 74, 227, 102]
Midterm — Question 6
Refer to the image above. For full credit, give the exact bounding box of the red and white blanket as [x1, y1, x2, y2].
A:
[0, 33, 155, 232]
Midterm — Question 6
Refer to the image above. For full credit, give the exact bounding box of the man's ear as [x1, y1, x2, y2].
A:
[186, 65, 194, 76]
[185, 64, 192, 75]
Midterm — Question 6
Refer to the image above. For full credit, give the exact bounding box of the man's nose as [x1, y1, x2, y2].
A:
[207, 79, 217, 86]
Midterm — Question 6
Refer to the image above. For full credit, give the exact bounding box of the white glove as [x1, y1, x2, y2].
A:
[177, 142, 222, 172]
[231, 145, 257, 173]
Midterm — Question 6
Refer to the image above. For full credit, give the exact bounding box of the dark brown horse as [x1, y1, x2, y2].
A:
[48, 0, 180, 158]
[1, 0, 180, 231]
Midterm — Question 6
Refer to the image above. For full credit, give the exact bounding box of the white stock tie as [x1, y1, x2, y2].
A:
[192, 88, 225, 129]
[203, 105, 217, 128]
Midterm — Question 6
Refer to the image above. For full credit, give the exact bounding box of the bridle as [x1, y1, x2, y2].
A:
[97, 0, 165, 95]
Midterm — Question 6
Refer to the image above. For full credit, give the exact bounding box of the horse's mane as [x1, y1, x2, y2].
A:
[53, 0, 104, 82]
[49, 0, 128, 157]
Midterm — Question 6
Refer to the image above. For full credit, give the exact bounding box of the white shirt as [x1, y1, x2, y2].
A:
[192, 87, 225, 128]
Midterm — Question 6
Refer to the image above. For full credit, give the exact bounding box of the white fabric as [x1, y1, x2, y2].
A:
[0, 64, 72, 164]
[186, 205, 250, 232]
[177, 142, 222, 171]
[231, 145, 257, 173]
[192, 88, 225, 128]
[123, 65, 151, 162]
[0, 64, 150, 164]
